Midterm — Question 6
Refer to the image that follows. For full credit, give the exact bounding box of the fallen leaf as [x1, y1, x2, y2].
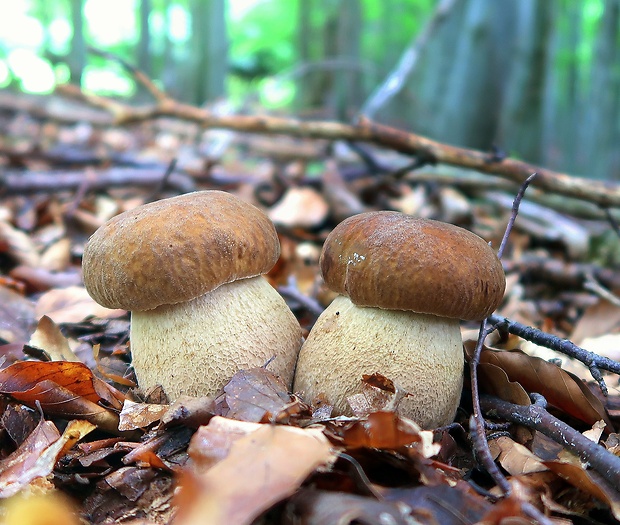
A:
[0, 285, 36, 344]
[0, 361, 128, 435]
[478, 362, 531, 406]
[544, 461, 620, 520]
[0, 220, 40, 267]
[283, 489, 409, 525]
[160, 395, 215, 430]
[330, 412, 439, 454]
[35, 286, 125, 324]
[492, 435, 547, 476]
[268, 187, 329, 229]
[0, 418, 94, 498]
[26, 315, 79, 362]
[466, 341, 612, 430]
[348, 373, 409, 417]
[571, 298, 620, 345]
[39, 237, 71, 272]
[384, 482, 493, 525]
[177, 416, 336, 525]
[118, 400, 169, 431]
[224, 368, 305, 423]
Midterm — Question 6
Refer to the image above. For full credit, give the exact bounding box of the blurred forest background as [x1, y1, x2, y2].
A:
[0, 0, 619, 180]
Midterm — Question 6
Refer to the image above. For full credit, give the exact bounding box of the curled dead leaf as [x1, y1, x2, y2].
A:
[177, 416, 336, 525]
[0, 361, 129, 435]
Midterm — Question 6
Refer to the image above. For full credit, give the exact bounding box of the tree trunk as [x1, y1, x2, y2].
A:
[190, 0, 228, 105]
[498, 0, 552, 164]
[68, 0, 85, 85]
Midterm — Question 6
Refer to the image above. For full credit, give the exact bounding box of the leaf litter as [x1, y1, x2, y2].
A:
[2, 90, 620, 524]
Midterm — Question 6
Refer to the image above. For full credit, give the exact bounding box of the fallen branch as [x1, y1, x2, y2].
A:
[56, 82, 620, 208]
[481, 393, 620, 489]
[487, 314, 620, 395]
[0, 167, 196, 195]
[467, 174, 537, 501]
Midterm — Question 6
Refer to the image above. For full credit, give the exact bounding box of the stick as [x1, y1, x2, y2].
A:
[55, 82, 620, 209]
[481, 394, 620, 488]
[487, 314, 620, 395]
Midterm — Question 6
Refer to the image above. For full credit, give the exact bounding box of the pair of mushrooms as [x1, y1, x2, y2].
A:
[83, 191, 505, 428]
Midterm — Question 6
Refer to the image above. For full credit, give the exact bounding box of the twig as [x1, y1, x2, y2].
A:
[497, 173, 537, 258]
[145, 158, 178, 203]
[468, 175, 535, 499]
[487, 314, 620, 396]
[361, 0, 460, 119]
[278, 277, 325, 321]
[583, 270, 620, 308]
[481, 394, 620, 489]
[0, 167, 195, 195]
[55, 83, 620, 209]
[87, 46, 168, 103]
[602, 206, 620, 239]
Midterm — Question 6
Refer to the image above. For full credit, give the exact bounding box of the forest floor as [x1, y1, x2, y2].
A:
[1, 88, 620, 525]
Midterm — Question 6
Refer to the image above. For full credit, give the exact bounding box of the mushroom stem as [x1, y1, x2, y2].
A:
[293, 295, 464, 428]
[130, 276, 301, 399]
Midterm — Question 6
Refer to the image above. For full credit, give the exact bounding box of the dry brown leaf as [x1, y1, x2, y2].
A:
[0, 285, 36, 344]
[544, 461, 620, 520]
[118, 400, 169, 431]
[383, 483, 493, 525]
[35, 286, 125, 324]
[0, 419, 94, 498]
[177, 417, 335, 525]
[0, 220, 40, 267]
[224, 368, 304, 423]
[26, 315, 79, 362]
[39, 237, 71, 272]
[335, 411, 437, 455]
[160, 396, 215, 430]
[347, 373, 410, 416]
[467, 341, 612, 430]
[492, 435, 547, 476]
[284, 490, 408, 525]
[187, 417, 269, 472]
[478, 362, 531, 406]
[0, 361, 127, 435]
[0, 418, 59, 498]
[268, 187, 329, 229]
[571, 298, 620, 345]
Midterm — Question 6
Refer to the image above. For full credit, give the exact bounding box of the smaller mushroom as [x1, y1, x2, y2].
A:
[293, 211, 505, 428]
[82, 191, 302, 400]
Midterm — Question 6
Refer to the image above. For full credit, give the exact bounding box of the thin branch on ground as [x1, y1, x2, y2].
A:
[0, 167, 196, 196]
[55, 81, 620, 209]
[360, 0, 460, 119]
[87, 46, 168, 103]
[583, 270, 620, 308]
[487, 314, 620, 396]
[481, 393, 620, 489]
[145, 158, 179, 203]
[467, 174, 535, 500]
[602, 206, 620, 239]
[278, 277, 325, 321]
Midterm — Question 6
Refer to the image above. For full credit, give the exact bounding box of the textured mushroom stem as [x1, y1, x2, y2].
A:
[130, 276, 302, 399]
[293, 295, 464, 428]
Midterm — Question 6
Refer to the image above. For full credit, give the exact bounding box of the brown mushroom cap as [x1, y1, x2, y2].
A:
[83, 191, 279, 311]
[320, 211, 505, 320]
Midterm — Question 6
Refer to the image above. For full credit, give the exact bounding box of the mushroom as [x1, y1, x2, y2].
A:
[293, 211, 505, 428]
[82, 190, 302, 399]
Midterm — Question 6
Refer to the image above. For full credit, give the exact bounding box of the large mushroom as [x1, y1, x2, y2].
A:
[83, 190, 302, 399]
[293, 211, 505, 428]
